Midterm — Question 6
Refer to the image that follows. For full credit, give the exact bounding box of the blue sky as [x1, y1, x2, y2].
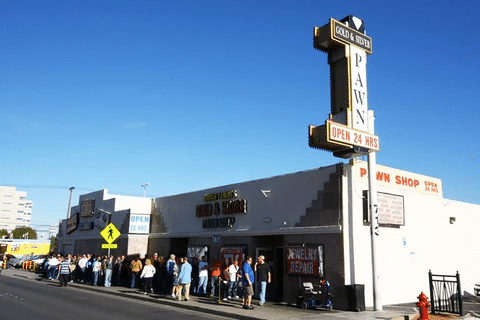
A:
[1, 0, 479, 231]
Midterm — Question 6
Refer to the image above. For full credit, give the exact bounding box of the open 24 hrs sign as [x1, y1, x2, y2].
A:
[129, 214, 150, 234]
[327, 120, 379, 151]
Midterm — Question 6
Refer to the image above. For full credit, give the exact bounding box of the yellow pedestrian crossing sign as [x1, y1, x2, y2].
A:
[100, 223, 121, 244]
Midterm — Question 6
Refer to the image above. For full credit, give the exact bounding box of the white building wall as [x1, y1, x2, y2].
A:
[345, 161, 480, 307]
[107, 193, 151, 215]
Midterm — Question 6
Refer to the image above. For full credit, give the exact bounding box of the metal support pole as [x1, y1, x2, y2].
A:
[218, 275, 222, 304]
[367, 110, 382, 311]
[457, 271, 463, 316]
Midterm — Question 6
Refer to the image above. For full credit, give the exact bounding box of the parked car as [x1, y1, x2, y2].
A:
[9, 255, 28, 268]
[30, 254, 48, 269]
[11, 254, 48, 269]
[6, 254, 20, 268]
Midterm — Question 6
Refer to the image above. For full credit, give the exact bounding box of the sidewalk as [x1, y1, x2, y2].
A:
[2, 268, 475, 320]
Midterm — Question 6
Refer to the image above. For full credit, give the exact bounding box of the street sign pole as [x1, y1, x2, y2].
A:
[367, 109, 381, 311]
[100, 223, 121, 257]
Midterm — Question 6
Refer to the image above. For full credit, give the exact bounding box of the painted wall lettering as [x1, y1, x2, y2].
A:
[356, 163, 443, 197]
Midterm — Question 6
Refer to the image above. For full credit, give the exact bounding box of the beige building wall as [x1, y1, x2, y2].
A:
[0, 186, 33, 232]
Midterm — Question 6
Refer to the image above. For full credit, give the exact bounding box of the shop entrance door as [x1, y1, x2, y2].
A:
[256, 247, 284, 301]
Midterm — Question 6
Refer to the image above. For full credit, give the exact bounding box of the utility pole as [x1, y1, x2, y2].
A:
[367, 110, 382, 311]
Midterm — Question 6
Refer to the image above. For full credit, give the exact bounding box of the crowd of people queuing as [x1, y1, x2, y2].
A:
[41, 252, 271, 310]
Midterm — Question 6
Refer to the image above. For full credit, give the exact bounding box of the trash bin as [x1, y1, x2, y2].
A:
[346, 284, 365, 311]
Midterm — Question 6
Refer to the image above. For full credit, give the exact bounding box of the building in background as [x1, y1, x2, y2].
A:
[57, 189, 152, 256]
[0, 186, 33, 232]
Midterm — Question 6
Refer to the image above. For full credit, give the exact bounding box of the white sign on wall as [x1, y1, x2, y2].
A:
[363, 191, 404, 226]
[129, 214, 150, 234]
[377, 192, 404, 225]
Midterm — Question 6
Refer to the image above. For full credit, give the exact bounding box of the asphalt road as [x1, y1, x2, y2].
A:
[0, 275, 230, 320]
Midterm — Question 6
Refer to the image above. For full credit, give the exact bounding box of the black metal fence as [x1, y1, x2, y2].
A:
[428, 270, 463, 316]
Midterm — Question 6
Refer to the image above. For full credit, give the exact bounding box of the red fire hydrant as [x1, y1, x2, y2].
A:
[416, 292, 431, 320]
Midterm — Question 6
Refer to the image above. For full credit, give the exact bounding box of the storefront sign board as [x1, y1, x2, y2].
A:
[129, 214, 150, 234]
[286, 246, 324, 276]
[331, 18, 372, 53]
[327, 120, 379, 151]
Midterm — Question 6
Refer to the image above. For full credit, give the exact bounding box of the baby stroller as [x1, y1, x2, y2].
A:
[296, 280, 333, 310]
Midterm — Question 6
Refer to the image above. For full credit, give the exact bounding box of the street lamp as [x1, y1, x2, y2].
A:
[141, 183, 150, 197]
[67, 186, 75, 219]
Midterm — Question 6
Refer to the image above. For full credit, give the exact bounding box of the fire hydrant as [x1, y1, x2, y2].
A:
[416, 292, 431, 320]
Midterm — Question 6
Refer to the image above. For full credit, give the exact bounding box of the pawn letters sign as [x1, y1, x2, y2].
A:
[350, 45, 368, 132]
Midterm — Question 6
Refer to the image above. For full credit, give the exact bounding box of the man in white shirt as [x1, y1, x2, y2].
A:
[77, 254, 88, 283]
[92, 256, 102, 286]
[47, 254, 59, 280]
[227, 260, 240, 299]
[197, 256, 209, 296]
